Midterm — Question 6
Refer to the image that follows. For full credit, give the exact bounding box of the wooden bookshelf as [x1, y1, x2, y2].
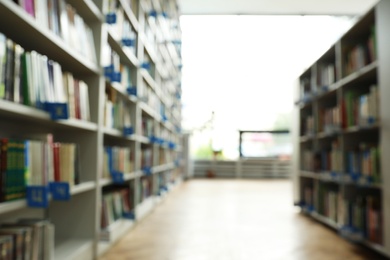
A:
[0, 0, 183, 259]
[294, 1, 390, 257]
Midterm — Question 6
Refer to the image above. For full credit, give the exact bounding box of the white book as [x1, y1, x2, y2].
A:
[35, 0, 49, 29]
[64, 73, 76, 118]
[59, 0, 70, 45]
[86, 27, 97, 63]
[52, 61, 66, 103]
[30, 51, 41, 107]
[79, 80, 90, 121]
[43, 222, 55, 260]
[13, 44, 24, 103]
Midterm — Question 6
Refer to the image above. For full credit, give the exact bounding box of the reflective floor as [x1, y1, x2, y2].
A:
[100, 179, 388, 260]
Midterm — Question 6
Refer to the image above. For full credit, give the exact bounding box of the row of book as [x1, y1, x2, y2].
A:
[100, 188, 133, 240]
[0, 33, 90, 121]
[301, 85, 379, 136]
[139, 176, 152, 203]
[104, 0, 137, 54]
[318, 105, 341, 133]
[317, 185, 339, 222]
[301, 115, 314, 137]
[344, 25, 376, 76]
[141, 148, 153, 169]
[159, 149, 174, 165]
[0, 136, 80, 202]
[142, 117, 154, 137]
[102, 146, 133, 179]
[302, 142, 379, 181]
[103, 46, 136, 92]
[344, 85, 379, 127]
[14, 0, 96, 62]
[341, 194, 382, 244]
[317, 63, 336, 89]
[346, 143, 380, 182]
[0, 218, 54, 260]
[318, 141, 343, 173]
[302, 184, 382, 244]
[104, 90, 133, 131]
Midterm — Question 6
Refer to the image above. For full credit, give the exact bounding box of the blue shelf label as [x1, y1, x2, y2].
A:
[127, 87, 137, 96]
[49, 182, 71, 201]
[161, 115, 167, 122]
[27, 186, 49, 208]
[123, 127, 134, 136]
[169, 142, 176, 149]
[122, 38, 135, 47]
[104, 65, 114, 80]
[106, 13, 117, 24]
[123, 211, 135, 220]
[142, 166, 152, 176]
[149, 10, 157, 18]
[149, 136, 156, 143]
[161, 12, 168, 18]
[141, 62, 151, 70]
[350, 173, 360, 182]
[368, 117, 375, 125]
[112, 72, 121, 83]
[44, 102, 69, 120]
[111, 171, 125, 184]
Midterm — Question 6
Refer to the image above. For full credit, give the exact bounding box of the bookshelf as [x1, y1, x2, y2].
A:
[0, 0, 183, 259]
[294, 0, 390, 257]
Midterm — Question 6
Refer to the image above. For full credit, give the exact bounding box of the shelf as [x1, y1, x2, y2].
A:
[98, 219, 135, 255]
[67, 0, 104, 23]
[0, 1, 100, 75]
[108, 81, 138, 104]
[140, 34, 158, 64]
[71, 182, 96, 195]
[299, 134, 315, 143]
[137, 135, 151, 144]
[141, 69, 157, 91]
[299, 171, 319, 179]
[153, 163, 175, 173]
[107, 30, 139, 68]
[0, 99, 98, 131]
[136, 196, 156, 221]
[343, 123, 380, 134]
[362, 241, 390, 258]
[310, 211, 339, 230]
[55, 239, 93, 260]
[118, 0, 139, 33]
[103, 128, 137, 142]
[317, 130, 341, 139]
[339, 61, 378, 88]
[0, 200, 27, 215]
[99, 172, 139, 187]
[140, 102, 159, 120]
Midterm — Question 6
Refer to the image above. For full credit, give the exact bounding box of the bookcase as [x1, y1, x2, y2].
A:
[294, 0, 390, 257]
[0, 0, 183, 259]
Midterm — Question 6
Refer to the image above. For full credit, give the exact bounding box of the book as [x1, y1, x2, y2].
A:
[0, 228, 26, 260]
[4, 39, 15, 101]
[0, 235, 13, 260]
[0, 224, 32, 260]
[18, 219, 54, 260]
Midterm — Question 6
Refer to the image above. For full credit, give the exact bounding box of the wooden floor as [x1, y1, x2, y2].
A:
[100, 179, 388, 260]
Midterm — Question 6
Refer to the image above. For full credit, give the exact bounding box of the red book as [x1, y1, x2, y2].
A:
[73, 79, 81, 119]
[52, 143, 60, 182]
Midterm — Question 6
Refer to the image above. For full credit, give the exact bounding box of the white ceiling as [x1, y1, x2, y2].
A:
[178, 0, 379, 16]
